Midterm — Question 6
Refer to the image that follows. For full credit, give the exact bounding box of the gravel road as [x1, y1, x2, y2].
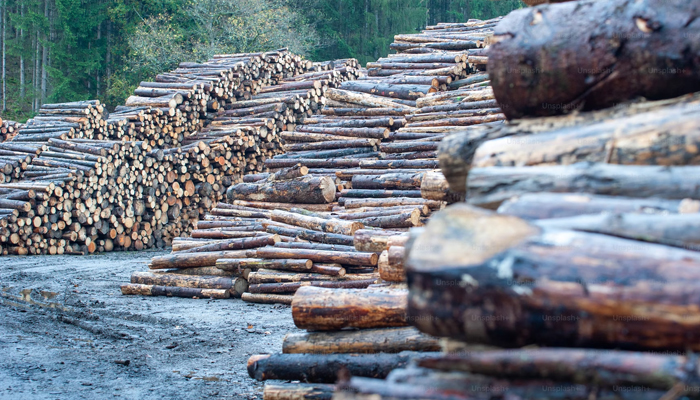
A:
[0, 251, 296, 399]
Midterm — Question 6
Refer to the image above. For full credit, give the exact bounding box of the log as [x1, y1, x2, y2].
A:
[378, 246, 405, 282]
[488, 0, 700, 119]
[120, 283, 230, 299]
[241, 293, 294, 305]
[354, 230, 408, 253]
[227, 176, 336, 204]
[497, 192, 698, 220]
[247, 352, 435, 382]
[467, 163, 700, 209]
[256, 247, 378, 266]
[534, 212, 700, 250]
[351, 173, 424, 190]
[282, 327, 440, 354]
[179, 235, 277, 253]
[406, 203, 700, 351]
[263, 383, 334, 400]
[418, 349, 698, 392]
[265, 224, 355, 246]
[270, 210, 363, 236]
[292, 286, 407, 331]
[149, 250, 257, 269]
[130, 271, 233, 289]
[249, 279, 378, 294]
[472, 98, 700, 168]
[420, 171, 463, 202]
[343, 198, 443, 210]
[216, 258, 313, 273]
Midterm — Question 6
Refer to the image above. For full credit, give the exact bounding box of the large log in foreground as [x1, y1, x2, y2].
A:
[418, 349, 700, 393]
[488, 0, 700, 119]
[406, 203, 700, 351]
[467, 162, 700, 209]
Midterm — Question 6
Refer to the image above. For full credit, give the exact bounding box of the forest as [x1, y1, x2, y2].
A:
[0, 0, 523, 121]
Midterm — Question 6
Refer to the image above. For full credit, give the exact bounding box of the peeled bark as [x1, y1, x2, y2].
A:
[488, 0, 700, 119]
[292, 286, 407, 331]
[406, 203, 700, 351]
[283, 327, 439, 354]
[227, 175, 336, 204]
[120, 283, 230, 299]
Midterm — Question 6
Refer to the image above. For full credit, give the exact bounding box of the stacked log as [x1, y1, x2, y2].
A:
[12, 101, 105, 143]
[0, 139, 154, 255]
[335, 351, 678, 400]
[488, 0, 700, 119]
[0, 118, 22, 142]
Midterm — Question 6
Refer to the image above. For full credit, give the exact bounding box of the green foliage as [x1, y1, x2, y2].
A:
[0, 0, 524, 122]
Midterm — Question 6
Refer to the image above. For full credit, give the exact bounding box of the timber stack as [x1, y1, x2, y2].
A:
[337, 1, 700, 399]
[0, 52, 360, 256]
[0, 118, 21, 142]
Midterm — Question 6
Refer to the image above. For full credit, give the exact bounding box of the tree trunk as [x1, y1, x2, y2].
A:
[488, 0, 700, 119]
[247, 352, 435, 383]
[467, 163, 700, 209]
[406, 203, 700, 351]
[497, 192, 698, 220]
[292, 286, 407, 331]
[282, 327, 440, 354]
[227, 176, 336, 204]
[263, 383, 334, 400]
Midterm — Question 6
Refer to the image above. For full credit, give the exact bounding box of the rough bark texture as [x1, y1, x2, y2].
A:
[226, 175, 336, 204]
[292, 286, 408, 331]
[406, 204, 700, 351]
[282, 327, 440, 354]
[488, 0, 700, 119]
[467, 163, 700, 209]
[247, 352, 436, 382]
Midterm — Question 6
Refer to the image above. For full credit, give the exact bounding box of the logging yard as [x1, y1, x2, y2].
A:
[3, 0, 700, 399]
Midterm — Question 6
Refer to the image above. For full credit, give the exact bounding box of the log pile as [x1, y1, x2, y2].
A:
[0, 118, 22, 142]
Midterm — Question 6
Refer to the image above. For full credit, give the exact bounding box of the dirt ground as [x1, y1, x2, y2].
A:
[0, 250, 297, 399]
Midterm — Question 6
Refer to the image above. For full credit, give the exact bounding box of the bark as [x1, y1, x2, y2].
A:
[338, 81, 436, 100]
[406, 203, 700, 351]
[120, 283, 230, 299]
[149, 250, 257, 269]
[130, 271, 233, 289]
[283, 327, 440, 354]
[216, 258, 312, 273]
[467, 163, 700, 209]
[241, 293, 294, 305]
[354, 230, 408, 253]
[248, 279, 377, 294]
[497, 192, 696, 220]
[227, 176, 336, 204]
[270, 210, 363, 236]
[472, 97, 700, 168]
[247, 352, 434, 382]
[256, 247, 378, 267]
[265, 225, 354, 246]
[420, 171, 463, 202]
[418, 349, 698, 392]
[351, 173, 425, 190]
[292, 286, 407, 331]
[378, 246, 405, 282]
[488, 0, 700, 119]
[263, 383, 334, 400]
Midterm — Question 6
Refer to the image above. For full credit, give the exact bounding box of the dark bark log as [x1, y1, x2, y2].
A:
[256, 247, 378, 267]
[352, 173, 425, 190]
[488, 0, 700, 119]
[249, 279, 377, 294]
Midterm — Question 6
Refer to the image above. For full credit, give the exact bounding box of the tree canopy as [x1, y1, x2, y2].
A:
[0, 0, 523, 121]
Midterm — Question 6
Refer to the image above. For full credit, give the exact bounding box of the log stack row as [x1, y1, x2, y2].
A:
[0, 139, 154, 255]
[0, 118, 21, 142]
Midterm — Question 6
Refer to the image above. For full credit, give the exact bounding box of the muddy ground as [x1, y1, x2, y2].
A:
[0, 250, 297, 399]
